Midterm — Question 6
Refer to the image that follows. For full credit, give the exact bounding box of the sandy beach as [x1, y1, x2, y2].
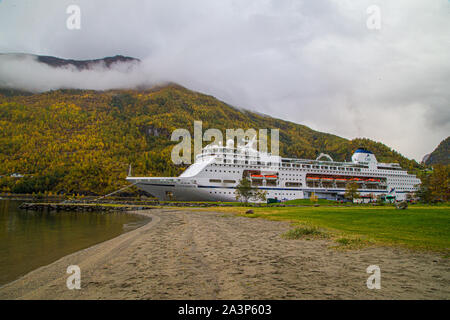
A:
[0, 209, 448, 300]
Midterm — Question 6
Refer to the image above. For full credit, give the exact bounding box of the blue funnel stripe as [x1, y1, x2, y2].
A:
[354, 148, 373, 154]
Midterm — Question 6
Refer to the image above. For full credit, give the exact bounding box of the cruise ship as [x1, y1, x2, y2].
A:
[127, 140, 421, 202]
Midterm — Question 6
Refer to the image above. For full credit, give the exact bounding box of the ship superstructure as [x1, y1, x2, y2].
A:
[127, 141, 420, 202]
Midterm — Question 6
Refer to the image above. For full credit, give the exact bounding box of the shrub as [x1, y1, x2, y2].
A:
[335, 237, 364, 247]
[282, 226, 327, 239]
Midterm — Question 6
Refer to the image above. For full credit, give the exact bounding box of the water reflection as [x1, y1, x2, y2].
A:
[0, 200, 149, 286]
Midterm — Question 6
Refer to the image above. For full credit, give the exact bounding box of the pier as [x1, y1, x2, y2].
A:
[18, 201, 238, 212]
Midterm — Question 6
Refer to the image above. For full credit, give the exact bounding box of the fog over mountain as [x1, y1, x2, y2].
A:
[0, 53, 147, 92]
[0, 0, 449, 161]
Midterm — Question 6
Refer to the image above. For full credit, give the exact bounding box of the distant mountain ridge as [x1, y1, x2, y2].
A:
[0, 53, 144, 93]
[422, 137, 449, 166]
[36, 54, 140, 70]
[0, 53, 140, 70]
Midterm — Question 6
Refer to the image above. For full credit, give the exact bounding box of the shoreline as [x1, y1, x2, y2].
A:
[0, 209, 448, 299]
[0, 209, 155, 291]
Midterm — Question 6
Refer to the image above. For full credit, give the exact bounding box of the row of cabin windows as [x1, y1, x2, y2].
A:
[285, 182, 302, 187]
[205, 169, 239, 174]
[208, 164, 415, 181]
[209, 179, 302, 187]
[212, 162, 407, 176]
[209, 163, 362, 173]
[209, 179, 236, 184]
[210, 191, 234, 194]
[209, 191, 300, 196]
[207, 167, 411, 184]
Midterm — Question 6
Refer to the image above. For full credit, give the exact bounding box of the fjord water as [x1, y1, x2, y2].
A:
[0, 199, 150, 286]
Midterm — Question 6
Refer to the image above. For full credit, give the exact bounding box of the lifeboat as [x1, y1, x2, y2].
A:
[265, 175, 278, 179]
[251, 174, 264, 179]
[307, 177, 320, 180]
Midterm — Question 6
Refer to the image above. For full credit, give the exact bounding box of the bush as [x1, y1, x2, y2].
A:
[395, 201, 408, 210]
[335, 237, 364, 248]
[282, 226, 327, 239]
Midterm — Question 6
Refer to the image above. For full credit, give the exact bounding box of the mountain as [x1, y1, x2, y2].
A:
[0, 84, 419, 195]
[36, 54, 140, 70]
[0, 53, 140, 70]
[422, 137, 449, 166]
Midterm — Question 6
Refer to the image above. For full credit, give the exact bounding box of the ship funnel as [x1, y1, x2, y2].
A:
[351, 148, 377, 165]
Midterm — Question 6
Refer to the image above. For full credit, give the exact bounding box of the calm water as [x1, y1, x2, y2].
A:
[0, 199, 150, 286]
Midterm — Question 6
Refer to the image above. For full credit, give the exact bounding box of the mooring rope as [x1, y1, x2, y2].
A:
[59, 182, 139, 204]
[92, 182, 138, 202]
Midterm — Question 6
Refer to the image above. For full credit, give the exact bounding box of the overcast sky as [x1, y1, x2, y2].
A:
[0, 0, 449, 161]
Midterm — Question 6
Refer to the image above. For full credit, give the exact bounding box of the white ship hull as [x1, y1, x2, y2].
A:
[128, 146, 421, 202]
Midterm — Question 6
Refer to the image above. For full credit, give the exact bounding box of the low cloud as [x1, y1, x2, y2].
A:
[0, 53, 152, 92]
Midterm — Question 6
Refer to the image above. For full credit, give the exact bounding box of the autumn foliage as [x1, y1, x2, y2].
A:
[0, 85, 420, 195]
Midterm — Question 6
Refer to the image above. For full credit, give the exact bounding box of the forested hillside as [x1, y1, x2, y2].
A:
[0, 84, 419, 195]
[423, 137, 449, 166]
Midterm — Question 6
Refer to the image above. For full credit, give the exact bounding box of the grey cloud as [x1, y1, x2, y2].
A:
[0, 0, 449, 160]
[0, 53, 152, 92]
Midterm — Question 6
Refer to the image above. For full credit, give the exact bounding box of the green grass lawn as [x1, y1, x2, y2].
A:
[283, 198, 338, 205]
[32, 200, 450, 252]
[209, 205, 450, 252]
